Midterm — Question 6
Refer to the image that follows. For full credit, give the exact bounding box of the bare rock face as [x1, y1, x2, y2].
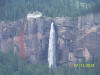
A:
[76, 13, 100, 61]
[0, 13, 100, 65]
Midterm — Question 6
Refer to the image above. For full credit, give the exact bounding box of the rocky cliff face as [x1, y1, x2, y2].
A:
[0, 13, 100, 65]
[76, 13, 100, 60]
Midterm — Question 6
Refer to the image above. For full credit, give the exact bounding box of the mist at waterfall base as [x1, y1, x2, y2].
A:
[48, 22, 56, 68]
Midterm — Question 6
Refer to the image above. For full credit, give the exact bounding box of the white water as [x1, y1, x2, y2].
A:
[48, 22, 56, 68]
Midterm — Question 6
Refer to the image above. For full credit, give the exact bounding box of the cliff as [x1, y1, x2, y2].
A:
[0, 13, 100, 65]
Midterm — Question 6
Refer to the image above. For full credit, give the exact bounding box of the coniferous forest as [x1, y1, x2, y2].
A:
[0, 0, 100, 21]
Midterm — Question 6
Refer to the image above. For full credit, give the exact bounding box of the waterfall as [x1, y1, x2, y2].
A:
[48, 22, 56, 68]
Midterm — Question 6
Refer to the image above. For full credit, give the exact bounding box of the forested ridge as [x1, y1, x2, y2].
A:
[0, 0, 100, 21]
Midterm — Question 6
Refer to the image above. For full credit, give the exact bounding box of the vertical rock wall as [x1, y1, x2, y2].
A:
[0, 13, 100, 65]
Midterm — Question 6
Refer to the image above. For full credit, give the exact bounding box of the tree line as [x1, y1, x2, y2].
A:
[0, 0, 100, 21]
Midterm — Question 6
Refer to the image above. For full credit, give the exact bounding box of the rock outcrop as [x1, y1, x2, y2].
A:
[0, 13, 100, 65]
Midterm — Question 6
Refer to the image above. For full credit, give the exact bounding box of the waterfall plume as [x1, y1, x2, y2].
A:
[48, 22, 56, 68]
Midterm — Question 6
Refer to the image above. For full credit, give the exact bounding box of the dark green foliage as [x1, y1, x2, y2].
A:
[0, 0, 79, 21]
[78, 0, 100, 16]
[0, 0, 100, 21]
[0, 50, 100, 75]
[91, 3, 100, 13]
